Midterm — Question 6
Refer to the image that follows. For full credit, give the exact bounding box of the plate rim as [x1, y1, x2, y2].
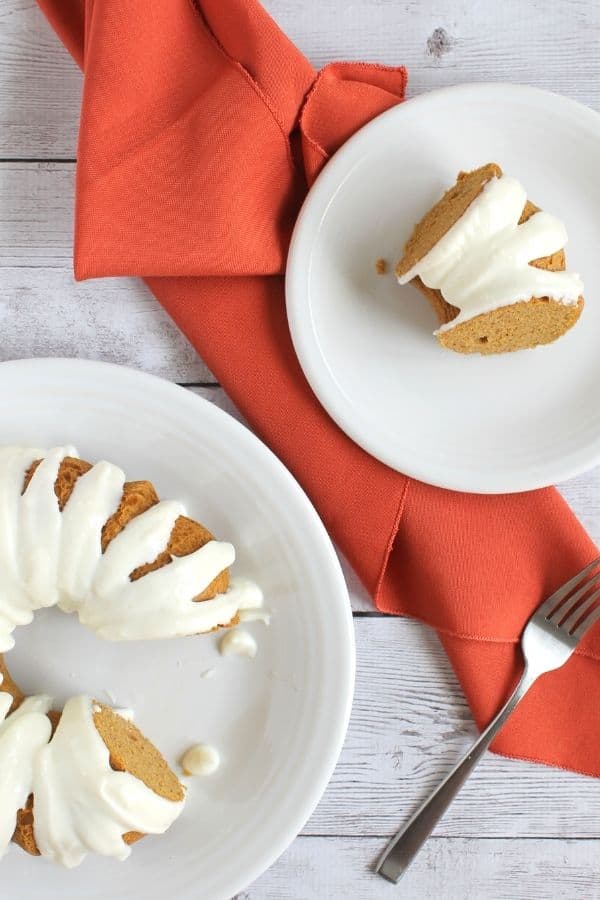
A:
[0, 357, 356, 900]
[286, 82, 600, 494]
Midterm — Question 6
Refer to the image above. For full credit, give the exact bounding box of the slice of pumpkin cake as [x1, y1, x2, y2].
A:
[396, 163, 584, 354]
[0, 658, 185, 868]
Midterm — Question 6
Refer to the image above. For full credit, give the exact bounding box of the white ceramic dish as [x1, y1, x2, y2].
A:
[286, 83, 600, 493]
[0, 358, 354, 900]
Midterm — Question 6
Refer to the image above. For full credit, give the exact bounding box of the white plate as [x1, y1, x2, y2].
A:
[286, 83, 600, 493]
[0, 359, 354, 900]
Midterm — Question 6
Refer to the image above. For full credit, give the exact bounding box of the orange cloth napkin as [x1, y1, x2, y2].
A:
[38, 0, 600, 774]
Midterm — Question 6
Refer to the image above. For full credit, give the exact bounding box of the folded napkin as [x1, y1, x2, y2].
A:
[38, 0, 599, 774]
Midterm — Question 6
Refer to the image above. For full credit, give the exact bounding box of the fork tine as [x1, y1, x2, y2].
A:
[572, 603, 600, 640]
[561, 588, 600, 633]
[538, 555, 600, 618]
[548, 570, 600, 625]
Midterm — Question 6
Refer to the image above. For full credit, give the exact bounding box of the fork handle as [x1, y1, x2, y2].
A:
[376, 666, 538, 884]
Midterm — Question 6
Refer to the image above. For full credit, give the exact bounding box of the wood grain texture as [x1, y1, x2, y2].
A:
[263, 0, 600, 97]
[241, 836, 600, 900]
[0, 267, 212, 381]
[0, 163, 213, 381]
[0, 163, 75, 266]
[0, 0, 79, 157]
[2, 0, 600, 157]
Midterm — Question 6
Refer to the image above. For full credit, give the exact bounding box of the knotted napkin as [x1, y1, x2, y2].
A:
[37, 0, 599, 774]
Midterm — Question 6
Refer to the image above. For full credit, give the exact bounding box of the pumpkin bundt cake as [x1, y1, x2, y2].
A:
[0, 445, 263, 650]
[0, 445, 263, 867]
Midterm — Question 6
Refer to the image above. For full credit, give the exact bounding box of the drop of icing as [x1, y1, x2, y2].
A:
[181, 744, 220, 777]
[199, 668, 215, 680]
[219, 628, 257, 658]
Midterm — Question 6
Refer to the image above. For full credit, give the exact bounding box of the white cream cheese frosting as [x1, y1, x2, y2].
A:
[181, 743, 220, 777]
[398, 175, 584, 332]
[238, 606, 271, 626]
[0, 690, 52, 859]
[33, 696, 184, 868]
[0, 446, 263, 650]
[0, 690, 184, 867]
[219, 627, 258, 658]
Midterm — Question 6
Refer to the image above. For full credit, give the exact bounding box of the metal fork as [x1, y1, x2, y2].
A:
[376, 555, 600, 884]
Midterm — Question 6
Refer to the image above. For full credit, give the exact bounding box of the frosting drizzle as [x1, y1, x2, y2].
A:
[0, 691, 52, 859]
[398, 175, 584, 331]
[0, 447, 263, 650]
[32, 696, 184, 867]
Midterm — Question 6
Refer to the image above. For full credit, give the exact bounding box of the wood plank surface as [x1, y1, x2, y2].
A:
[0, 163, 213, 380]
[243, 836, 600, 900]
[0, 266, 212, 382]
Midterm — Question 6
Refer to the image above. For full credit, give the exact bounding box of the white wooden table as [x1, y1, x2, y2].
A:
[3, 1, 600, 897]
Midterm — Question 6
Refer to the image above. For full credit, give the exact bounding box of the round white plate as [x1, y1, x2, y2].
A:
[0, 359, 354, 900]
[286, 83, 600, 493]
